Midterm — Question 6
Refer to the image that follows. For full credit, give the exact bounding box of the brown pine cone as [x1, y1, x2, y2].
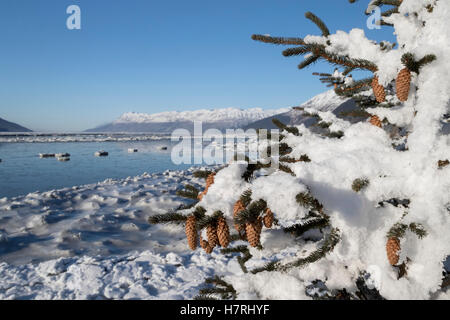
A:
[396, 68, 411, 102]
[372, 76, 386, 103]
[233, 200, 246, 232]
[256, 218, 263, 245]
[207, 225, 219, 248]
[185, 215, 197, 250]
[246, 222, 260, 247]
[369, 115, 382, 128]
[205, 173, 215, 189]
[200, 238, 213, 254]
[386, 237, 401, 265]
[197, 173, 216, 200]
[263, 209, 274, 228]
[217, 217, 230, 248]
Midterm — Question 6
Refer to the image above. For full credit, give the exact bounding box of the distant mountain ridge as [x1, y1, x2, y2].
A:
[0, 117, 32, 132]
[86, 107, 290, 133]
[86, 90, 354, 133]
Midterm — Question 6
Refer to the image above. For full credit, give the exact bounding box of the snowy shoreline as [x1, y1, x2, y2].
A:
[0, 167, 222, 299]
[0, 133, 171, 143]
[0, 166, 308, 300]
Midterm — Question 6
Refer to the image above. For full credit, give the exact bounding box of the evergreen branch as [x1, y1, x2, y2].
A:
[148, 212, 187, 225]
[381, 0, 402, 6]
[355, 275, 385, 300]
[199, 288, 232, 296]
[193, 206, 207, 220]
[279, 164, 295, 176]
[352, 178, 370, 192]
[335, 78, 372, 97]
[296, 192, 324, 212]
[313, 72, 332, 77]
[283, 46, 309, 57]
[251, 34, 305, 46]
[277, 228, 340, 271]
[241, 162, 271, 182]
[316, 49, 378, 72]
[279, 154, 311, 163]
[196, 210, 223, 230]
[251, 260, 280, 274]
[235, 199, 267, 225]
[284, 217, 330, 237]
[387, 222, 428, 240]
[272, 118, 300, 136]
[176, 184, 200, 200]
[408, 223, 427, 239]
[417, 54, 436, 69]
[298, 55, 320, 69]
[193, 170, 214, 179]
[252, 228, 340, 274]
[256, 128, 285, 141]
[316, 121, 332, 128]
[325, 131, 344, 139]
[402, 53, 436, 74]
[279, 143, 293, 156]
[339, 108, 371, 119]
[199, 276, 237, 300]
[222, 245, 253, 274]
[240, 189, 253, 207]
[194, 294, 219, 300]
[305, 12, 330, 37]
[381, 7, 399, 17]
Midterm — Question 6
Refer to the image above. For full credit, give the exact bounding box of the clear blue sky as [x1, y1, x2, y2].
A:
[0, 0, 395, 132]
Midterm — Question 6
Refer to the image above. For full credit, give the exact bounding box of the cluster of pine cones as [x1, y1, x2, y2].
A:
[372, 68, 411, 103]
[233, 200, 274, 248]
[185, 215, 230, 254]
[184, 172, 275, 253]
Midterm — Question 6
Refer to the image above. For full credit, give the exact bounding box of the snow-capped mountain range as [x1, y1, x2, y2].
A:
[115, 107, 288, 125]
[86, 90, 348, 133]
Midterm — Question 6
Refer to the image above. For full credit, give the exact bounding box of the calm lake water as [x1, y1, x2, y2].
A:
[0, 139, 197, 199]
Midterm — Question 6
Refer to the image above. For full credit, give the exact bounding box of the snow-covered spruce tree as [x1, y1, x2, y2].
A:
[149, 0, 449, 299]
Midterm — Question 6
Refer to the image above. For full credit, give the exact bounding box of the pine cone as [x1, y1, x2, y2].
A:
[369, 115, 382, 128]
[205, 173, 215, 189]
[207, 225, 219, 248]
[263, 209, 274, 228]
[396, 68, 411, 102]
[386, 237, 401, 265]
[200, 238, 213, 254]
[256, 217, 263, 242]
[372, 76, 386, 103]
[246, 222, 260, 247]
[217, 217, 230, 248]
[233, 200, 246, 232]
[185, 215, 197, 250]
[197, 173, 216, 200]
